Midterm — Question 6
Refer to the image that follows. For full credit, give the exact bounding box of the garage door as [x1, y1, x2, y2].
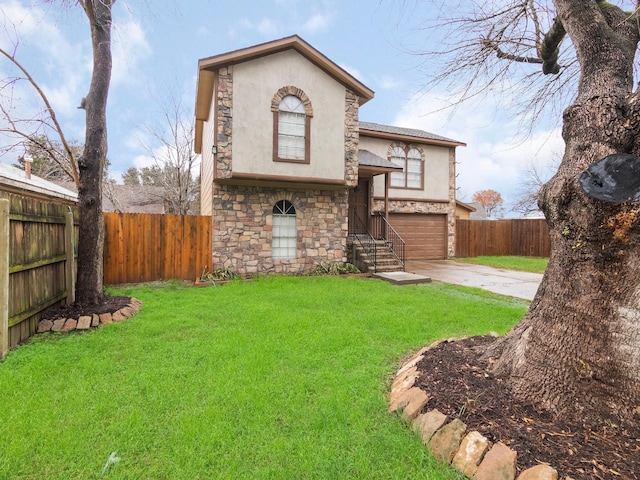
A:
[389, 214, 447, 260]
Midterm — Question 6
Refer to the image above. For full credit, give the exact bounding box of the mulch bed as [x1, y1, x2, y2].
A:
[41, 296, 134, 321]
[414, 336, 640, 480]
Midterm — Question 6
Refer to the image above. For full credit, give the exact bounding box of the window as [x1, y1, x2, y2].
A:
[272, 200, 297, 259]
[389, 145, 423, 189]
[278, 96, 306, 160]
[272, 87, 312, 164]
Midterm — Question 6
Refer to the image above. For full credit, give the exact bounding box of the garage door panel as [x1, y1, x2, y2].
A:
[389, 214, 447, 260]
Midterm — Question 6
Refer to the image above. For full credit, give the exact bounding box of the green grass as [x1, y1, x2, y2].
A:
[0, 276, 527, 479]
[453, 255, 549, 273]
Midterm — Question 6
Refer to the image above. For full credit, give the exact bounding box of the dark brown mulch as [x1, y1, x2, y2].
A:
[414, 336, 640, 480]
[41, 296, 133, 321]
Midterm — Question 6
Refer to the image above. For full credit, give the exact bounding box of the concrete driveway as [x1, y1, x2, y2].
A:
[405, 260, 543, 301]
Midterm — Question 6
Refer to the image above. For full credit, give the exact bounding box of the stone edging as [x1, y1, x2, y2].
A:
[389, 339, 560, 480]
[36, 298, 143, 333]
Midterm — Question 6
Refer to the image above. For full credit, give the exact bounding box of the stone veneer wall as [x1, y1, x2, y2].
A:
[344, 89, 360, 188]
[212, 184, 349, 275]
[215, 66, 233, 180]
[372, 148, 458, 257]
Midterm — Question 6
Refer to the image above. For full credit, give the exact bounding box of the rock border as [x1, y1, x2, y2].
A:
[389, 339, 560, 480]
[36, 298, 143, 333]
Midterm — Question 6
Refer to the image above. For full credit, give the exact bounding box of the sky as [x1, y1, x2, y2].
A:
[0, 0, 566, 214]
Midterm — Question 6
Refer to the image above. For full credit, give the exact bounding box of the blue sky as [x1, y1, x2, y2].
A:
[0, 0, 564, 212]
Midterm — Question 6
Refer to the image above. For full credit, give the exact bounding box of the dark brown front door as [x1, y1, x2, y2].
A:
[348, 178, 369, 234]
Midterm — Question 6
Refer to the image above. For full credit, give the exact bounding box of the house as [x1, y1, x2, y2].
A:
[0, 162, 77, 204]
[195, 35, 465, 275]
[57, 182, 168, 214]
[455, 200, 477, 220]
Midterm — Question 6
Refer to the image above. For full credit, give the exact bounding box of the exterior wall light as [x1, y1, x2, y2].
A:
[212, 145, 218, 155]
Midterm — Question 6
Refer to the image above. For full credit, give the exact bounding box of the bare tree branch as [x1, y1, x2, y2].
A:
[0, 45, 80, 184]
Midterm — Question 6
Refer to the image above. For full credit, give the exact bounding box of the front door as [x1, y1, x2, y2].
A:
[348, 177, 369, 235]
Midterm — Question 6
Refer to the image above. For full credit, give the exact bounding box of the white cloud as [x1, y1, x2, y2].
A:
[301, 13, 330, 34]
[378, 76, 402, 90]
[257, 18, 279, 37]
[339, 63, 364, 82]
[111, 15, 152, 86]
[393, 91, 564, 212]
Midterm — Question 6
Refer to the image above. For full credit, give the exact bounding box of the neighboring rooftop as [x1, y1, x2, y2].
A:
[59, 182, 167, 214]
[359, 121, 465, 147]
[0, 162, 77, 203]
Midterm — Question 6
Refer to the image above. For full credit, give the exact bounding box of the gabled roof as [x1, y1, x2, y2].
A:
[0, 162, 77, 203]
[195, 35, 375, 153]
[359, 121, 466, 147]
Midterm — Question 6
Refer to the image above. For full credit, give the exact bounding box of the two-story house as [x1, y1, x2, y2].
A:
[195, 35, 464, 275]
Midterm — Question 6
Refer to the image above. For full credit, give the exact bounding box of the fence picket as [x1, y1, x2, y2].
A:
[103, 213, 212, 284]
[455, 219, 550, 257]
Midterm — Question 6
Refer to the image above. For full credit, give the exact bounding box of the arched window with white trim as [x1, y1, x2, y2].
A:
[271, 87, 313, 164]
[272, 200, 297, 259]
[389, 144, 424, 189]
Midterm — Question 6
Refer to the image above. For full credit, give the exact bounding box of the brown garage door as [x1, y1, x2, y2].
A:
[389, 214, 447, 260]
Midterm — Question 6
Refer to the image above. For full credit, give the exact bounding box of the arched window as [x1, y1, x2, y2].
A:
[390, 145, 423, 189]
[272, 87, 312, 164]
[272, 200, 297, 259]
[277, 95, 306, 160]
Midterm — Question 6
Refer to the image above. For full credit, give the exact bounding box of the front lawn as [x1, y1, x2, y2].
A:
[0, 276, 527, 479]
[453, 255, 549, 273]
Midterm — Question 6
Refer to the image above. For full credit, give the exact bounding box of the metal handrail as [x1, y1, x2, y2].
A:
[372, 213, 405, 271]
[348, 210, 377, 272]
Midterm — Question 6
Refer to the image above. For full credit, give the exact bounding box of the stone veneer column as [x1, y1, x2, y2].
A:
[344, 90, 359, 187]
[216, 66, 233, 179]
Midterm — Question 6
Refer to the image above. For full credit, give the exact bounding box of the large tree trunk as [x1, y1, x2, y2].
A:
[486, 0, 640, 418]
[76, 0, 112, 305]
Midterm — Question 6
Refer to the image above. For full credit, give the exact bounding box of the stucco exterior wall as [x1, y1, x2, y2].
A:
[360, 136, 450, 200]
[211, 185, 349, 275]
[232, 50, 347, 181]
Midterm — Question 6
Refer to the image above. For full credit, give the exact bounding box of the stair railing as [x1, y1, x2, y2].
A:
[348, 210, 377, 272]
[371, 213, 405, 271]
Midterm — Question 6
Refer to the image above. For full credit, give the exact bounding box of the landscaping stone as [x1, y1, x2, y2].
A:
[391, 365, 418, 400]
[99, 313, 112, 324]
[112, 310, 125, 322]
[37, 320, 53, 333]
[473, 442, 517, 480]
[516, 464, 558, 480]
[119, 306, 134, 318]
[91, 314, 100, 327]
[77, 315, 92, 330]
[402, 388, 429, 420]
[452, 430, 490, 478]
[389, 386, 428, 418]
[61, 319, 77, 331]
[51, 318, 66, 332]
[412, 409, 448, 444]
[429, 418, 467, 463]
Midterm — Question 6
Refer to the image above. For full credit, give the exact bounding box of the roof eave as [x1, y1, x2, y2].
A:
[359, 128, 466, 148]
[197, 35, 374, 104]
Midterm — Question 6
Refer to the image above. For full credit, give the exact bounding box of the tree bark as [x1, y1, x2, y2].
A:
[486, 0, 640, 419]
[75, 0, 113, 304]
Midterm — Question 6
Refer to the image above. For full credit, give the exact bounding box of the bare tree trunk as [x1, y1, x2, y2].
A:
[75, 0, 112, 304]
[486, 0, 640, 419]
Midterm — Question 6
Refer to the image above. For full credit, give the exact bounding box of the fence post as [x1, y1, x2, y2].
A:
[0, 199, 9, 360]
[65, 207, 76, 305]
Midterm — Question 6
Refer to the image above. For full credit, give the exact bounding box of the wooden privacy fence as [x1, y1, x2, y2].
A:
[455, 219, 550, 258]
[103, 213, 212, 284]
[1, 195, 77, 359]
